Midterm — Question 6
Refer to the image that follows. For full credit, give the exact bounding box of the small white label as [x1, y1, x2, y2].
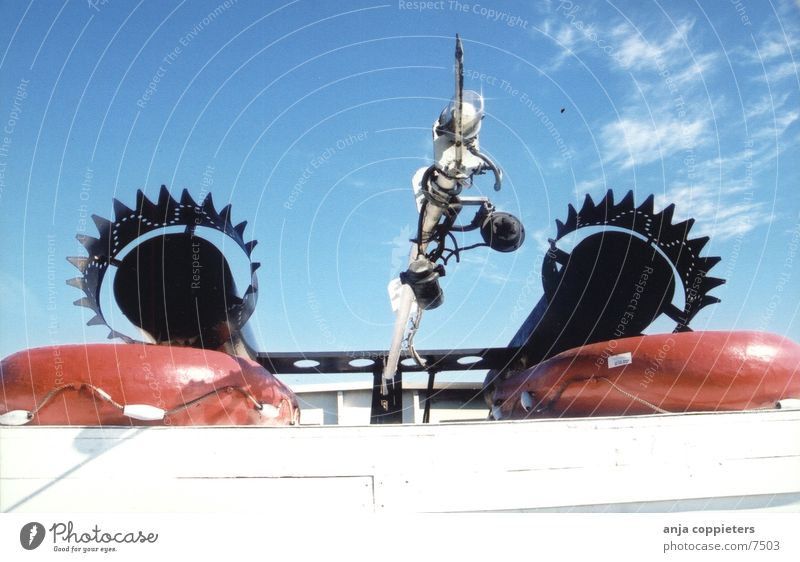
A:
[608, 352, 632, 369]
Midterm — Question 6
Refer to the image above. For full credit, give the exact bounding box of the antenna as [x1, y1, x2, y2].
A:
[453, 34, 464, 172]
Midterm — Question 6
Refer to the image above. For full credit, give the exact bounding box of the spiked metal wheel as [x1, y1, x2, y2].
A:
[67, 186, 260, 346]
[484, 189, 726, 394]
[547, 189, 725, 332]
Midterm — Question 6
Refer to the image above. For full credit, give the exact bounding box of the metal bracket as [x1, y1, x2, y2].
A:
[256, 347, 522, 425]
[256, 347, 522, 375]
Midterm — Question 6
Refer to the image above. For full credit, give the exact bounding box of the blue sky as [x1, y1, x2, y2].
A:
[1, 0, 798, 374]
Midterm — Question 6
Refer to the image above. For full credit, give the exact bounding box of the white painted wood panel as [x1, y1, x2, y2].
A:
[2, 409, 798, 512]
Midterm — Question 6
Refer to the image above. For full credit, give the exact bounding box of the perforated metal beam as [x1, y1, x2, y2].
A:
[256, 347, 522, 375]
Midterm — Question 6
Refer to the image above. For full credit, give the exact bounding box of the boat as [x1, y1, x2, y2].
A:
[2, 36, 799, 514]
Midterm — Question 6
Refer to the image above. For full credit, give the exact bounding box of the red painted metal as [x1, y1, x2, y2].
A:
[0, 344, 299, 426]
[491, 331, 800, 419]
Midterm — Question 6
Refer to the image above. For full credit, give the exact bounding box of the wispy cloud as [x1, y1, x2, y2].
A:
[776, 109, 800, 135]
[737, 16, 800, 83]
[746, 92, 791, 120]
[571, 177, 607, 198]
[756, 38, 794, 61]
[552, 15, 716, 170]
[745, 67, 800, 145]
[530, 226, 554, 254]
[541, 2, 791, 249]
[655, 183, 773, 241]
[767, 60, 799, 81]
[601, 117, 706, 169]
[458, 252, 510, 285]
[736, 28, 800, 67]
[609, 19, 695, 72]
[671, 52, 719, 87]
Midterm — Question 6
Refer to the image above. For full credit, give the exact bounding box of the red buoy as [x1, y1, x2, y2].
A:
[491, 331, 800, 420]
[0, 344, 299, 426]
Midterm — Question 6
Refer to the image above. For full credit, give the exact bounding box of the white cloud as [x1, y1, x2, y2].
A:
[458, 252, 510, 285]
[672, 52, 719, 87]
[738, 28, 800, 84]
[479, 269, 510, 286]
[571, 177, 607, 198]
[530, 226, 554, 254]
[655, 183, 773, 241]
[539, 19, 580, 71]
[554, 17, 717, 172]
[745, 91, 800, 144]
[541, 4, 788, 250]
[746, 92, 790, 120]
[736, 24, 800, 150]
[555, 23, 578, 51]
[601, 117, 706, 169]
[757, 38, 792, 62]
[612, 33, 663, 71]
[768, 61, 799, 82]
[777, 109, 800, 134]
[741, 29, 800, 66]
[609, 19, 694, 72]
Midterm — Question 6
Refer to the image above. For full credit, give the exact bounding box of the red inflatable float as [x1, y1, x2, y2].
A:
[490, 331, 800, 420]
[0, 344, 299, 426]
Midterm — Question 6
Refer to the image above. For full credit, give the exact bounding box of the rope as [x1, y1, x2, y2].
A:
[597, 377, 669, 414]
[29, 383, 124, 418]
[530, 376, 670, 416]
[7, 382, 293, 424]
[166, 385, 262, 415]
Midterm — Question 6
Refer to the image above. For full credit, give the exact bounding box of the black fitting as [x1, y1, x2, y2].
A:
[400, 258, 445, 310]
[480, 211, 525, 253]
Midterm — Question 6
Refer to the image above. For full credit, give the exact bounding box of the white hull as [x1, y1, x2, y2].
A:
[2, 409, 799, 513]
